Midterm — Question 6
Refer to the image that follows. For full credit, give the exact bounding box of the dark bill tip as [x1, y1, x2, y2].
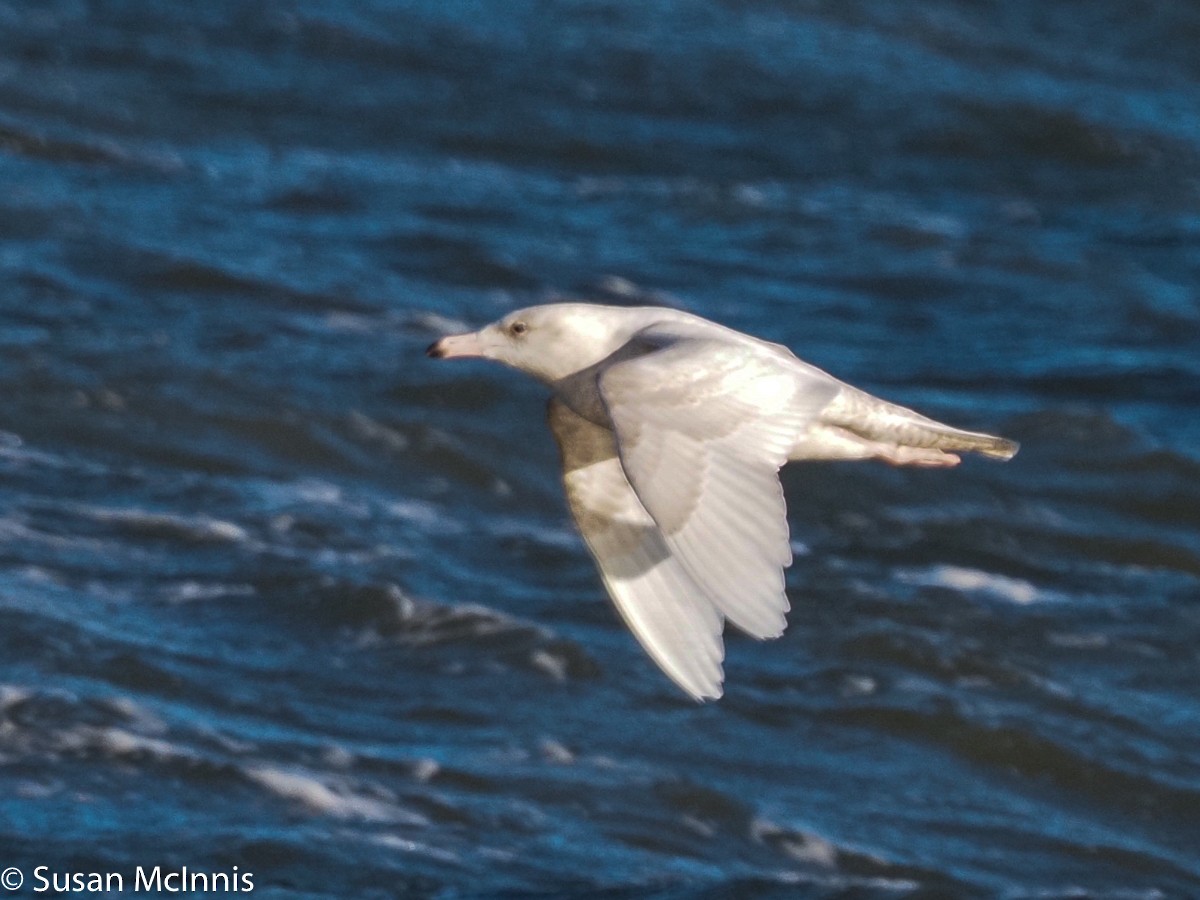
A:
[426, 340, 446, 359]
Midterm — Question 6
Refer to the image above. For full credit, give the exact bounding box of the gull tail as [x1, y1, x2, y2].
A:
[915, 423, 1019, 460]
[822, 387, 1019, 464]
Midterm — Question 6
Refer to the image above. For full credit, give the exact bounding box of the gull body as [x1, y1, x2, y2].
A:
[428, 303, 1017, 699]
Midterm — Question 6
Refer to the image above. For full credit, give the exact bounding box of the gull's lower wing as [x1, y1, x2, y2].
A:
[547, 399, 726, 700]
[598, 329, 838, 640]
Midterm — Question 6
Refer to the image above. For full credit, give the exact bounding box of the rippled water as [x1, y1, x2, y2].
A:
[2, 1, 1199, 897]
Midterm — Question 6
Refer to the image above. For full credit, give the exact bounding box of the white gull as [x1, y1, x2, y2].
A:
[428, 303, 1017, 700]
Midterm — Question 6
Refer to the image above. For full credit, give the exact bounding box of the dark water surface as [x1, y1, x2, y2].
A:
[2, 1, 1199, 897]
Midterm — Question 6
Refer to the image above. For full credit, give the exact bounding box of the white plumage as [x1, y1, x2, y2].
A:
[428, 303, 1018, 700]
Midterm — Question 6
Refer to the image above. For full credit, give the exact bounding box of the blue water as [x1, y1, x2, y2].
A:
[2, 1, 1199, 897]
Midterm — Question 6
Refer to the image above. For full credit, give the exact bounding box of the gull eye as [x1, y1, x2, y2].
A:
[509, 321, 528, 336]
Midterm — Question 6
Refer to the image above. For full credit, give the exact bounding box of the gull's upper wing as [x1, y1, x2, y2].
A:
[547, 398, 725, 700]
[598, 327, 838, 639]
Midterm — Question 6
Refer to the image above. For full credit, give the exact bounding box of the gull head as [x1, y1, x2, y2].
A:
[427, 303, 651, 385]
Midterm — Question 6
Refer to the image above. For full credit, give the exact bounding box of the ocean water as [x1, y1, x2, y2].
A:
[1, 1, 1198, 897]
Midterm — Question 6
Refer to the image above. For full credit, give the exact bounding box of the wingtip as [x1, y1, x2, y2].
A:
[670, 666, 725, 703]
[687, 683, 724, 703]
[984, 437, 1020, 461]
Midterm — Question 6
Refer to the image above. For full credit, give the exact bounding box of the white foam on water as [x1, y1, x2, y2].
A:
[488, 516, 580, 551]
[161, 581, 257, 604]
[370, 834, 460, 864]
[83, 505, 250, 543]
[414, 311, 473, 335]
[90, 727, 186, 762]
[896, 565, 1042, 605]
[537, 738, 575, 765]
[244, 765, 426, 825]
[0, 683, 32, 710]
[751, 818, 838, 868]
[0, 432, 108, 474]
[529, 649, 569, 682]
[347, 410, 410, 452]
[384, 498, 466, 535]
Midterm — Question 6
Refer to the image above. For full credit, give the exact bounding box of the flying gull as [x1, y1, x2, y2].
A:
[428, 303, 1017, 699]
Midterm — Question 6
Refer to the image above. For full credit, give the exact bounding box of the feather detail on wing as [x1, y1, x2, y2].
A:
[547, 398, 725, 700]
[598, 329, 838, 640]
